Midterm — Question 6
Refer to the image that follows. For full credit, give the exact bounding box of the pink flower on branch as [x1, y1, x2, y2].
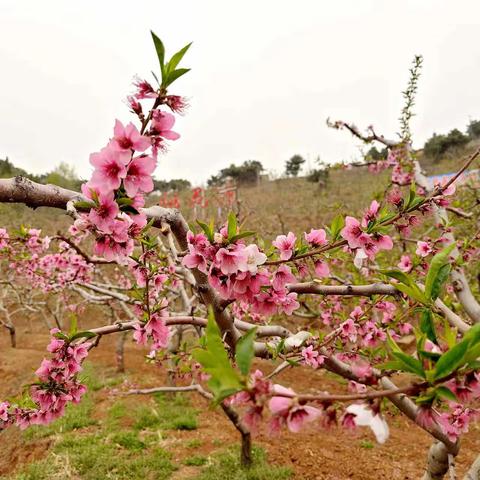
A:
[272, 232, 296, 261]
[151, 110, 180, 140]
[362, 200, 380, 228]
[164, 95, 189, 114]
[304, 228, 327, 246]
[268, 385, 321, 433]
[133, 76, 157, 99]
[87, 191, 119, 233]
[398, 254, 413, 273]
[111, 119, 151, 153]
[215, 247, 248, 275]
[301, 345, 324, 369]
[123, 155, 157, 197]
[416, 241, 432, 257]
[89, 147, 129, 193]
[341, 217, 364, 249]
[272, 265, 296, 291]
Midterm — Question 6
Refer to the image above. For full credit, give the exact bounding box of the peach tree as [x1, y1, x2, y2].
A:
[0, 35, 479, 479]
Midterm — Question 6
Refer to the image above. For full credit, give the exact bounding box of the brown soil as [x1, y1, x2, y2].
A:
[1, 328, 479, 480]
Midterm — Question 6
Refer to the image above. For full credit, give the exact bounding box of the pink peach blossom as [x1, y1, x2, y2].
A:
[112, 119, 151, 152]
[272, 232, 296, 260]
[123, 155, 157, 197]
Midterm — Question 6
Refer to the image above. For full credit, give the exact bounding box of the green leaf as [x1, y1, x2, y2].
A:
[165, 68, 190, 87]
[392, 351, 426, 378]
[377, 211, 397, 224]
[418, 350, 441, 361]
[463, 324, 480, 363]
[196, 220, 214, 243]
[191, 310, 243, 402]
[424, 243, 455, 300]
[430, 264, 451, 301]
[435, 386, 457, 402]
[405, 182, 416, 209]
[227, 212, 237, 241]
[460, 322, 480, 345]
[70, 331, 97, 342]
[443, 319, 457, 349]
[150, 31, 165, 78]
[69, 314, 78, 337]
[386, 331, 402, 353]
[395, 283, 428, 305]
[116, 197, 133, 206]
[73, 200, 95, 210]
[380, 269, 414, 287]
[416, 388, 437, 405]
[120, 204, 140, 215]
[229, 231, 256, 243]
[377, 360, 405, 371]
[53, 332, 70, 341]
[433, 339, 469, 381]
[419, 308, 437, 343]
[235, 328, 257, 375]
[166, 42, 192, 73]
[465, 343, 480, 364]
[466, 360, 480, 370]
[329, 215, 344, 240]
[381, 269, 429, 303]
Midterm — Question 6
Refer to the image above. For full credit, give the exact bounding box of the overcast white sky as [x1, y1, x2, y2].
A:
[1, 0, 479, 184]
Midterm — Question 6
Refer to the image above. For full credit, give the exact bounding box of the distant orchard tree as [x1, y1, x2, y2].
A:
[366, 146, 387, 161]
[0, 157, 29, 178]
[153, 178, 191, 192]
[285, 154, 305, 177]
[306, 155, 330, 188]
[423, 129, 469, 161]
[207, 160, 263, 186]
[467, 119, 480, 139]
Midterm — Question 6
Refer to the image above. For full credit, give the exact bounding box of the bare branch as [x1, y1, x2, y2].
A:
[287, 282, 398, 296]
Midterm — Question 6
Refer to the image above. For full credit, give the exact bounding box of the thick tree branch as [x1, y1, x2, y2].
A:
[0, 177, 241, 348]
[287, 282, 398, 296]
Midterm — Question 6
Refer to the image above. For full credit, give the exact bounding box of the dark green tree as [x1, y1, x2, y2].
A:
[284, 154, 305, 177]
[207, 160, 263, 186]
[467, 119, 480, 139]
[153, 178, 191, 192]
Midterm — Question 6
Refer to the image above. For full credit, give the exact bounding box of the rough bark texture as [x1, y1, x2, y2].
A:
[287, 282, 399, 296]
[220, 403, 252, 467]
[421, 442, 450, 480]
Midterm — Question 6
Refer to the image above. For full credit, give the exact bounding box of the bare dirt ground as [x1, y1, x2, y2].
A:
[1, 327, 479, 480]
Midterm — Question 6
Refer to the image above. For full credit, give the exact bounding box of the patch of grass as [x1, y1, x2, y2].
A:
[132, 405, 163, 431]
[360, 440, 374, 449]
[79, 362, 125, 391]
[55, 434, 175, 480]
[193, 446, 291, 480]
[106, 400, 129, 429]
[111, 430, 146, 451]
[7, 460, 58, 480]
[133, 393, 198, 432]
[187, 439, 203, 448]
[184, 455, 208, 466]
[54, 432, 175, 479]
